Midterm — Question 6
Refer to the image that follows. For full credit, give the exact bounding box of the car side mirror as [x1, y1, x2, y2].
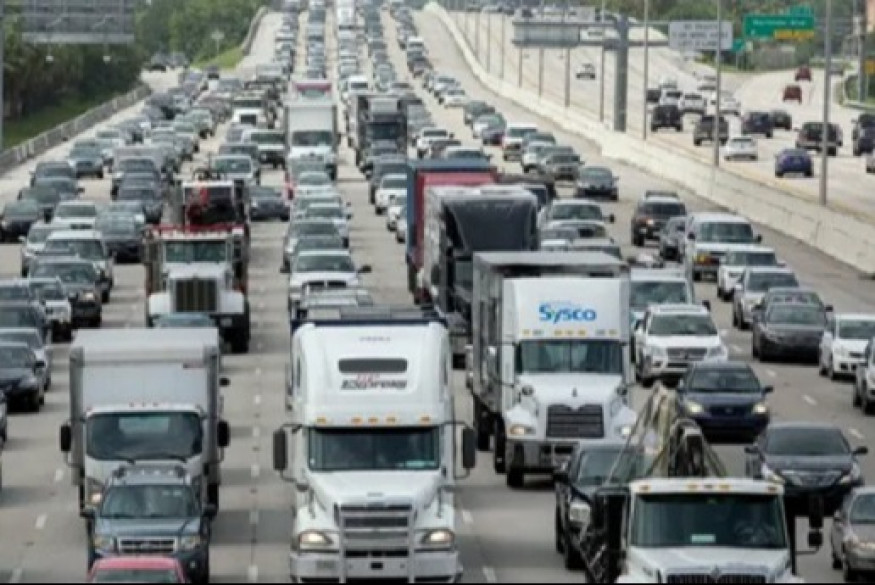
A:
[80, 506, 96, 520]
[77, 186, 85, 194]
[219, 376, 230, 387]
[358, 265, 372, 274]
[34, 360, 46, 371]
[755, 234, 763, 243]
[59, 422, 72, 453]
[607, 214, 615, 223]
[825, 305, 834, 313]
[217, 420, 230, 449]
[702, 300, 711, 311]
[203, 504, 218, 519]
[744, 445, 759, 455]
[687, 232, 696, 240]
[763, 385, 774, 395]
[854, 446, 869, 456]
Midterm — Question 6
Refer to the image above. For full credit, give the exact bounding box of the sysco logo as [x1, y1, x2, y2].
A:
[539, 302, 598, 324]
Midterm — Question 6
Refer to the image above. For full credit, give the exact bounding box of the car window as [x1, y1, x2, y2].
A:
[687, 367, 761, 393]
[764, 427, 849, 456]
[765, 304, 825, 326]
[746, 272, 799, 293]
[838, 320, 875, 340]
[649, 314, 717, 336]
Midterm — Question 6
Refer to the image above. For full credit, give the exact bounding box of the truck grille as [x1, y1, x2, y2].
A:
[667, 348, 708, 361]
[172, 278, 219, 313]
[666, 575, 766, 585]
[304, 280, 349, 293]
[118, 538, 176, 555]
[546, 404, 604, 439]
[337, 503, 414, 557]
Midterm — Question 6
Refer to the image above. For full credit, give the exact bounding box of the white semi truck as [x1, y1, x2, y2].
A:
[285, 100, 338, 180]
[59, 328, 231, 512]
[272, 306, 476, 583]
[470, 251, 637, 488]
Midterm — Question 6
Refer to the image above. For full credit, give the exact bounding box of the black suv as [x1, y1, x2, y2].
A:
[742, 111, 774, 138]
[29, 257, 103, 328]
[650, 105, 683, 133]
[630, 192, 687, 247]
[852, 113, 875, 145]
[693, 116, 729, 146]
[853, 127, 875, 156]
[796, 122, 842, 156]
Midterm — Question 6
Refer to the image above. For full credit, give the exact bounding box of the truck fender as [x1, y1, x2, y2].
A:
[147, 293, 171, 320]
[220, 292, 247, 316]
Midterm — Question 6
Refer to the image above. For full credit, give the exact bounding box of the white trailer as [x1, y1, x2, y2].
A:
[272, 307, 476, 583]
[471, 251, 637, 488]
[285, 100, 338, 179]
[60, 328, 231, 512]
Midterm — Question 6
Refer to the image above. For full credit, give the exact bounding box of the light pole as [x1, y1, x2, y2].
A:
[713, 0, 724, 168]
[538, 47, 544, 96]
[857, 0, 867, 103]
[641, 0, 650, 139]
[487, 10, 492, 73]
[0, 0, 5, 151]
[475, 8, 481, 62]
[821, 0, 833, 206]
[599, 0, 607, 122]
[500, 12, 505, 79]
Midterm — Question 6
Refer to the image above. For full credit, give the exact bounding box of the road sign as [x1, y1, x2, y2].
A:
[211, 30, 226, 43]
[668, 21, 733, 52]
[743, 15, 816, 41]
[731, 39, 746, 53]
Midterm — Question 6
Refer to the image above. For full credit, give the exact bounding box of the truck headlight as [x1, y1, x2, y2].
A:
[685, 401, 704, 415]
[420, 529, 454, 548]
[696, 253, 710, 264]
[569, 501, 591, 527]
[81, 291, 96, 302]
[180, 535, 202, 551]
[92, 534, 114, 551]
[753, 402, 769, 415]
[86, 479, 105, 504]
[761, 463, 786, 485]
[298, 530, 334, 550]
[508, 424, 534, 437]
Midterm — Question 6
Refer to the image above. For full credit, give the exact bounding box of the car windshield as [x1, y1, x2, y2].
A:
[631, 281, 691, 311]
[582, 168, 612, 180]
[726, 251, 777, 266]
[631, 494, 787, 549]
[850, 495, 875, 524]
[309, 427, 440, 472]
[642, 202, 685, 216]
[381, 176, 407, 190]
[100, 484, 199, 519]
[119, 160, 156, 173]
[765, 427, 849, 456]
[37, 164, 74, 178]
[766, 305, 825, 326]
[698, 221, 755, 243]
[299, 173, 330, 186]
[747, 272, 799, 293]
[307, 207, 343, 220]
[118, 187, 157, 201]
[294, 254, 355, 273]
[390, 195, 407, 207]
[551, 154, 580, 164]
[87, 411, 204, 461]
[839, 320, 875, 340]
[21, 187, 61, 206]
[29, 280, 65, 301]
[26, 226, 54, 244]
[574, 448, 624, 488]
[164, 241, 227, 263]
[296, 237, 345, 252]
[4, 201, 39, 218]
[252, 187, 281, 199]
[650, 314, 717, 336]
[32, 263, 95, 284]
[0, 287, 30, 302]
[44, 239, 104, 259]
[212, 158, 252, 174]
[0, 345, 32, 367]
[0, 331, 40, 350]
[516, 340, 623, 374]
[55, 205, 96, 219]
[71, 146, 100, 157]
[96, 218, 138, 236]
[291, 130, 333, 146]
[687, 367, 761, 393]
[295, 223, 339, 237]
[551, 204, 602, 221]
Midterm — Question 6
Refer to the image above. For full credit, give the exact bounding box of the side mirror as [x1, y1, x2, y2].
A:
[77, 186, 85, 194]
[755, 234, 763, 243]
[217, 420, 230, 449]
[854, 446, 869, 456]
[219, 376, 230, 387]
[358, 265, 372, 274]
[763, 385, 774, 395]
[461, 427, 476, 470]
[80, 506, 96, 520]
[203, 504, 218, 519]
[273, 428, 288, 472]
[607, 214, 615, 223]
[744, 445, 759, 455]
[34, 360, 46, 371]
[702, 300, 711, 311]
[60, 422, 73, 453]
[687, 232, 696, 240]
[825, 304, 835, 312]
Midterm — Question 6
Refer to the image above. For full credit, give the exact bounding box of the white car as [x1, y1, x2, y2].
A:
[396, 211, 407, 243]
[374, 173, 407, 215]
[386, 194, 407, 231]
[716, 246, 780, 301]
[679, 93, 706, 115]
[415, 128, 452, 157]
[442, 88, 468, 107]
[633, 304, 728, 387]
[820, 314, 875, 380]
[720, 96, 742, 116]
[521, 141, 554, 173]
[287, 251, 371, 312]
[659, 89, 682, 108]
[473, 115, 501, 138]
[576, 63, 596, 79]
[50, 201, 99, 230]
[723, 136, 758, 161]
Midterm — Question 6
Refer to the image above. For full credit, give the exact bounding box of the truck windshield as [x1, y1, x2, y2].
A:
[100, 484, 199, 519]
[164, 241, 228, 263]
[292, 131, 333, 147]
[370, 123, 403, 141]
[516, 340, 623, 375]
[308, 427, 440, 471]
[44, 239, 104, 260]
[631, 493, 787, 549]
[86, 412, 203, 461]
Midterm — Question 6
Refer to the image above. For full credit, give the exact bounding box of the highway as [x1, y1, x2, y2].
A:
[454, 8, 875, 220]
[0, 4, 869, 583]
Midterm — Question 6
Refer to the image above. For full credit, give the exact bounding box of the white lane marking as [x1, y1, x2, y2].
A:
[256, 342, 264, 351]
[483, 567, 497, 583]
[254, 394, 262, 407]
[53, 468, 64, 483]
[766, 370, 777, 378]
[731, 344, 742, 353]
[461, 509, 474, 525]
[851, 428, 865, 441]
[255, 367, 263, 376]
[247, 565, 259, 583]
[719, 329, 728, 337]
[252, 427, 261, 439]
[8, 568, 22, 584]
[251, 463, 261, 479]
[249, 509, 259, 526]
[803, 395, 817, 406]
[35, 514, 47, 530]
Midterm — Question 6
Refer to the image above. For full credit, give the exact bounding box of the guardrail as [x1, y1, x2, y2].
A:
[0, 84, 151, 176]
[429, 3, 875, 275]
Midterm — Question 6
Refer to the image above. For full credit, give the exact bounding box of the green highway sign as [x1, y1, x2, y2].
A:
[743, 14, 816, 41]
[732, 39, 745, 53]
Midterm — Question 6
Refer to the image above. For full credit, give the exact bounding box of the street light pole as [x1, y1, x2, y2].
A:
[713, 0, 723, 168]
[0, 0, 5, 151]
[858, 0, 867, 103]
[500, 12, 505, 79]
[487, 11, 492, 73]
[599, 0, 607, 122]
[641, 0, 650, 139]
[820, 0, 833, 206]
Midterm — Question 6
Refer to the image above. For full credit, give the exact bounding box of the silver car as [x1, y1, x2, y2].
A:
[0, 328, 52, 391]
[27, 277, 73, 341]
[732, 267, 800, 330]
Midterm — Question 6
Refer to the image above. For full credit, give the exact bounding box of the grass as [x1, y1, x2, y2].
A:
[4, 90, 126, 149]
[194, 46, 244, 70]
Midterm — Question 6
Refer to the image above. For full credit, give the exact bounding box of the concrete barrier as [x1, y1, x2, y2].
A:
[241, 7, 269, 56]
[428, 3, 875, 275]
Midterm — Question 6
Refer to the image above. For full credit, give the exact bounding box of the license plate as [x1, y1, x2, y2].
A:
[316, 560, 337, 572]
[220, 318, 233, 327]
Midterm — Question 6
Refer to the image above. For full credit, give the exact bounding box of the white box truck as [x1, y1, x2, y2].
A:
[59, 328, 231, 512]
[285, 99, 338, 180]
[470, 251, 637, 488]
[272, 306, 476, 583]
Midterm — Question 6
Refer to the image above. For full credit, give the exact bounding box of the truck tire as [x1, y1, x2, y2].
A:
[506, 466, 524, 489]
[474, 399, 491, 452]
[493, 421, 506, 474]
[207, 483, 219, 509]
[102, 290, 110, 304]
[230, 330, 250, 354]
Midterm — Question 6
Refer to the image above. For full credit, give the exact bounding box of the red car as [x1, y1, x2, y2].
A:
[87, 557, 188, 583]
[783, 84, 803, 103]
[795, 66, 812, 82]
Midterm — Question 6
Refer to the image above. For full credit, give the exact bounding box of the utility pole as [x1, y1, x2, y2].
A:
[475, 7, 481, 62]
[564, 46, 571, 107]
[0, 0, 5, 151]
[599, 0, 607, 122]
[518, 45, 523, 87]
[613, 16, 629, 132]
[713, 0, 724, 168]
[500, 12, 505, 79]
[538, 46, 544, 96]
[857, 0, 867, 103]
[486, 10, 492, 72]
[641, 0, 650, 139]
[821, 0, 833, 206]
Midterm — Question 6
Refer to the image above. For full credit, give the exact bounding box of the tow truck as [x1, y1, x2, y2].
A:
[575, 385, 824, 583]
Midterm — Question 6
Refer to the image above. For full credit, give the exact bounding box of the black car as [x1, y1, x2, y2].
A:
[650, 105, 683, 132]
[752, 301, 828, 362]
[851, 113, 875, 143]
[752, 287, 830, 322]
[95, 215, 143, 263]
[771, 109, 793, 131]
[31, 161, 76, 186]
[745, 423, 866, 515]
[575, 166, 618, 200]
[0, 201, 41, 242]
[0, 341, 46, 412]
[34, 177, 80, 201]
[116, 182, 164, 225]
[0, 302, 50, 342]
[250, 186, 290, 222]
[29, 258, 102, 328]
[553, 442, 628, 570]
[18, 185, 62, 221]
[693, 115, 729, 146]
[853, 127, 875, 157]
[741, 111, 774, 138]
[677, 362, 772, 443]
[629, 193, 686, 247]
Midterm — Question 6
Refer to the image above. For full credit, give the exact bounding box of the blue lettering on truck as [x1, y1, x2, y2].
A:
[539, 303, 598, 324]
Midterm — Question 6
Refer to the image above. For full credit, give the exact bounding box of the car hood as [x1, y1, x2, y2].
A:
[684, 392, 763, 407]
[629, 547, 791, 580]
[834, 339, 869, 353]
[849, 525, 875, 543]
[94, 518, 200, 539]
[578, 177, 613, 187]
[761, 323, 824, 336]
[764, 454, 854, 474]
[312, 471, 442, 512]
[650, 336, 722, 348]
[289, 271, 359, 286]
[694, 242, 759, 254]
[65, 282, 97, 294]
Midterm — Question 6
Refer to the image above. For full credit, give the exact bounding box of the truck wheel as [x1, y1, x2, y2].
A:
[474, 399, 491, 452]
[506, 466, 524, 489]
[493, 421, 506, 474]
[101, 290, 110, 304]
[29, 391, 41, 413]
[563, 533, 584, 570]
[207, 483, 219, 509]
[231, 330, 250, 354]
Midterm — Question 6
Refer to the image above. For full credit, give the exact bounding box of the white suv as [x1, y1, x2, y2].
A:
[633, 304, 728, 387]
[716, 246, 781, 301]
[821, 314, 875, 381]
[415, 128, 452, 158]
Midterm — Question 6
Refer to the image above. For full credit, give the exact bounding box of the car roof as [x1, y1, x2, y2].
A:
[297, 250, 352, 258]
[0, 340, 32, 350]
[650, 303, 710, 315]
[724, 245, 775, 254]
[766, 422, 842, 433]
[690, 212, 749, 224]
[689, 360, 753, 372]
[835, 313, 875, 322]
[0, 327, 41, 337]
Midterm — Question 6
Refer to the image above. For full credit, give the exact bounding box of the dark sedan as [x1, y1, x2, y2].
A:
[463, 101, 494, 126]
[67, 145, 106, 179]
[774, 148, 813, 178]
[480, 124, 505, 146]
[33, 177, 80, 201]
[29, 258, 102, 328]
[19, 185, 62, 221]
[0, 341, 46, 412]
[741, 111, 774, 138]
[771, 109, 793, 131]
[752, 301, 827, 362]
[116, 182, 163, 225]
[575, 166, 618, 200]
[746, 423, 866, 515]
[853, 127, 875, 157]
[0, 302, 50, 343]
[0, 201, 41, 242]
[677, 361, 772, 443]
[250, 186, 290, 222]
[95, 215, 143, 263]
[31, 161, 76, 186]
